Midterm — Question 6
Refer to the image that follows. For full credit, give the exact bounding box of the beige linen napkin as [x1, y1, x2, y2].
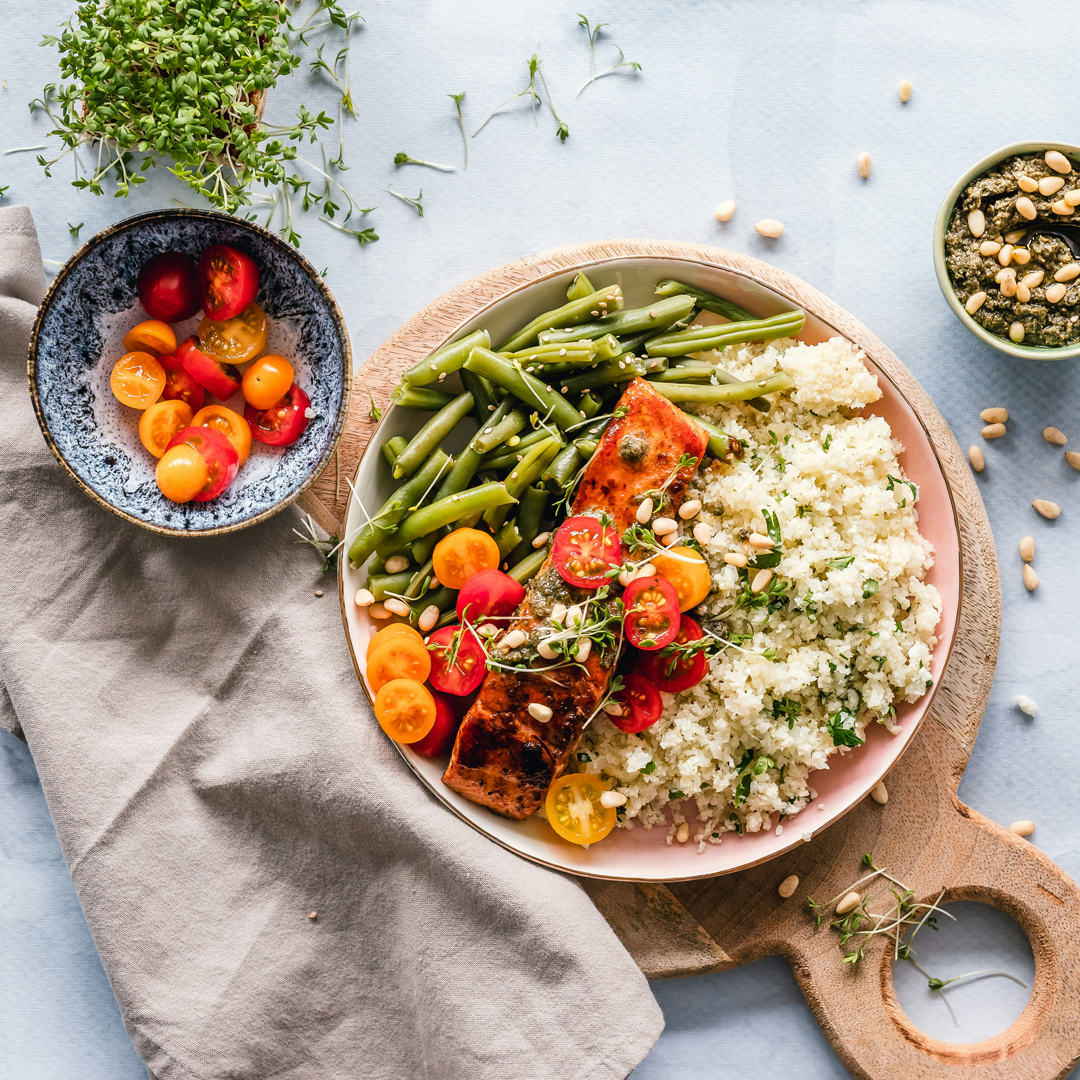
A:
[0, 204, 662, 1080]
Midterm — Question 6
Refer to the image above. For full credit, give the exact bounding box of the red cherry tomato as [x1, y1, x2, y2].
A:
[551, 515, 621, 589]
[159, 355, 206, 411]
[176, 336, 241, 400]
[622, 575, 681, 650]
[137, 251, 201, 323]
[426, 625, 488, 697]
[455, 568, 526, 625]
[164, 426, 239, 502]
[641, 615, 707, 694]
[410, 688, 464, 757]
[609, 672, 663, 733]
[244, 383, 311, 447]
[197, 244, 259, 321]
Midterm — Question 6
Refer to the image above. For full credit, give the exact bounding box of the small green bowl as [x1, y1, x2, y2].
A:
[933, 140, 1080, 361]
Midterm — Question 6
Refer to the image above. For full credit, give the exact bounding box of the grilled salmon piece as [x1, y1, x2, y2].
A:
[443, 378, 708, 819]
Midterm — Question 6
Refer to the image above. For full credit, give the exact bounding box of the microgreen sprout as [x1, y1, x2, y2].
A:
[320, 216, 379, 245]
[4, 144, 47, 155]
[638, 453, 700, 508]
[575, 15, 642, 97]
[67, 221, 82, 238]
[536, 64, 569, 143]
[387, 186, 424, 217]
[472, 54, 542, 136]
[447, 92, 467, 168]
[394, 152, 456, 172]
[293, 513, 344, 573]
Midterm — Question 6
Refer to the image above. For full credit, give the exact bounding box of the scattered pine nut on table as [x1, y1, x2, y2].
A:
[777, 874, 800, 899]
[755, 219, 784, 238]
[1043, 427, 1067, 446]
[1019, 536, 1035, 562]
[1009, 820, 1036, 837]
[714, 200, 736, 222]
[968, 446, 985, 472]
[1033, 499, 1061, 520]
[857, 152, 871, 179]
[1022, 564, 1039, 592]
[1066, 450, 1080, 471]
[898, 79, 912, 102]
[981, 423, 1006, 439]
[835, 891, 861, 915]
[870, 781, 888, 804]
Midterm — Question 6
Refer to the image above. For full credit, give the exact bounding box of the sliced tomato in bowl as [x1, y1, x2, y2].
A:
[137, 251, 201, 322]
[410, 688, 464, 757]
[198, 302, 267, 366]
[139, 399, 193, 459]
[640, 614, 708, 693]
[164, 425, 239, 502]
[426, 625, 488, 697]
[609, 672, 663, 733]
[622, 575, 681, 650]
[245, 383, 311, 447]
[192, 404, 252, 465]
[198, 244, 259, 321]
[159, 355, 206, 411]
[176, 336, 241, 400]
[552, 515, 621, 588]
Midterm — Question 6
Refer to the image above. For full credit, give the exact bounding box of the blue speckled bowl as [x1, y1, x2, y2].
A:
[28, 209, 351, 536]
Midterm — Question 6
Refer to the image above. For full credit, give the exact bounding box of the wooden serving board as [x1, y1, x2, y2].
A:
[307, 240, 1080, 1080]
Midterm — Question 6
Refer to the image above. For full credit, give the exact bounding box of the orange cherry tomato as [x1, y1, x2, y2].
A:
[374, 679, 437, 744]
[122, 320, 177, 357]
[367, 635, 433, 694]
[110, 351, 166, 409]
[156, 442, 209, 502]
[197, 302, 268, 366]
[192, 404, 252, 465]
[544, 773, 617, 845]
[138, 399, 193, 459]
[652, 546, 713, 612]
[241, 353, 294, 409]
[366, 623, 424, 661]
[432, 528, 500, 590]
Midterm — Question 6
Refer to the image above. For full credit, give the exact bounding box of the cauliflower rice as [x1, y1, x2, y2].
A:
[575, 335, 942, 849]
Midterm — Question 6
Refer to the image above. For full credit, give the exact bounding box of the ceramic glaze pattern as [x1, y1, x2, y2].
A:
[30, 210, 348, 535]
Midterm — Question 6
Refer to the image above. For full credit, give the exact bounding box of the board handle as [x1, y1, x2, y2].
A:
[785, 799, 1080, 1080]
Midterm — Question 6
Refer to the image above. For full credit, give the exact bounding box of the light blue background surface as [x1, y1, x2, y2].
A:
[1, 1, 1077, 1076]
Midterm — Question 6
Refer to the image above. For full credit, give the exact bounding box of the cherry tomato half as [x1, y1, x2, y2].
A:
[374, 679, 436, 744]
[544, 773, 617, 845]
[652, 546, 712, 613]
[426, 625, 488, 697]
[137, 251, 201, 323]
[609, 672, 663, 733]
[455, 568, 525, 624]
[366, 623, 424, 661]
[198, 302, 268, 367]
[410, 688, 463, 758]
[110, 351, 166, 409]
[244, 383, 311, 447]
[368, 634, 432, 694]
[163, 425, 239, 502]
[431, 527, 499, 591]
[241, 353, 294, 410]
[139, 399, 193, 459]
[192, 405, 252, 465]
[123, 319, 177, 357]
[176, 336, 241, 400]
[622, 575, 681, 650]
[159, 355, 206, 411]
[197, 244, 260, 321]
[640, 615, 707, 694]
[552, 515, 622, 589]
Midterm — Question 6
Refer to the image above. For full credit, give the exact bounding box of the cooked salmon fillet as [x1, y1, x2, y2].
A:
[442, 378, 709, 819]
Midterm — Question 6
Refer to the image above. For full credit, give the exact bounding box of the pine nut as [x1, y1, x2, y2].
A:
[835, 891, 862, 915]
[602, 701, 623, 716]
[1039, 175, 1066, 196]
[1045, 149, 1072, 174]
[715, 200, 736, 222]
[384, 554, 410, 574]
[384, 598, 411, 617]
[1018, 175, 1039, 193]
[965, 291, 987, 314]
[638, 563, 657, 578]
[431, 576, 441, 589]
[755, 219, 784, 238]
[1019, 535, 1035, 562]
[967, 209, 986, 236]
[871, 781, 889, 804]
[693, 522, 712, 546]
[617, 568, 635, 588]
[724, 552, 748, 567]
[1021, 270, 1045, 289]
[565, 604, 583, 627]
[498, 628, 527, 650]
[575, 638, 591, 663]
[1022, 564, 1039, 592]
[1000, 277, 1017, 298]
[354, 588, 375, 608]
[778, 874, 800, 898]
[968, 446, 986, 472]
[675, 821, 690, 843]
[1053, 199, 1075, 216]
[1015, 285, 1031, 304]
[1066, 190, 1080, 208]
[997, 244, 1014, 266]
[369, 603, 392, 620]
[1033, 499, 1061, 519]
[536, 638, 558, 660]
[652, 516, 677, 535]
[857, 152, 872, 179]
[1005, 229, 1027, 244]
[550, 603, 567, 624]
[1009, 819, 1036, 836]
[661, 532, 678, 547]
[601, 790, 627, 808]
[527, 702, 553, 722]
[531, 531, 550, 548]
[417, 605, 441, 632]
[748, 532, 775, 549]
[980, 407, 1008, 422]
[1045, 282, 1068, 303]
[751, 568, 773, 594]
[995, 267, 1017, 284]
[636, 497, 654, 524]
[982, 423, 1007, 438]
[1066, 451, 1080, 471]
[678, 499, 702, 519]
[1015, 197, 1037, 221]
[979, 240, 1002, 256]
[1009, 322, 1025, 343]
[1044, 427, 1068, 446]
[1054, 262, 1080, 282]
[1010, 246, 1031, 266]
[898, 79, 912, 102]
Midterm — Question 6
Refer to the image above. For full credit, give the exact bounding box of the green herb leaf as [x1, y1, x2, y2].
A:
[826, 709, 864, 747]
[862, 579, 878, 599]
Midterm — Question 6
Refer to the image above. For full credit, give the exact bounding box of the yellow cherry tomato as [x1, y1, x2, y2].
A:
[197, 302, 268, 366]
[652, 545, 712, 612]
[374, 679, 437, 743]
[366, 623, 424, 661]
[138, 399, 193, 459]
[192, 404, 252, 464]
[544, 773, 617, 845]
[156, 442, 208, 502]
[110, 351, 166, 409]
[432, 528, 500, 590]
[367, 635, 433, 694]
[241, 353, 294, 409]
[123, 319, 177, 357]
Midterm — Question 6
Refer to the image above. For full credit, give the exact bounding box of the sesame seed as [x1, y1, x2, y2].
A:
[591, 310, 599, 316]
[309, 911, 317, 920]
[648, 309, 656, 318]
[559, 348, 567, 356]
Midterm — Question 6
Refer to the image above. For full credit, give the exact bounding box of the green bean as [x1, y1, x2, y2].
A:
[391, 481, 517, 548]
[348, 449, 451, 567]
[459, 369, 498, 424]
[474, 406, 528, 454]
[558, 354, 650, 395]
[711, 367, 771, 413]
[405, 557, 435, 599]
[495, 519, 522, 560]
[390, 384, 455, 411]
[411, 527, 445, 565]
[464, 347, 582, 429]
[500, 340, 598, 367]
[594, 334, 623, 361]
[542, 443, 583, 493]
[496, 286, 625, 352]
[367, 571, 414, 600]
[381, 435, 408, 467]
[615, 328, 667, 355]
[680, 409, 733, 459]
[392, 392, 474, 480]
[477, 427, 552, 471]
[507, 547, 547, 584]
[577, 390, 603, 419]
[409, 586, 457, 623]
[368, 555, 387, 576]
[648, 372, 794, 404]
[647, 361, 717, 383]
[538, 295, 696, 345]
[401, 329, 491, 386]
[484, 436, 562, 530]
[574, 438, 598, 457]
[645, 311, 805, 358]
[434, 609, 459, 630]
[654, 279, 755, 322]
[433, 401, 515, 505]
[566, 270, 596, 301]
[508, 485, 550, 565]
